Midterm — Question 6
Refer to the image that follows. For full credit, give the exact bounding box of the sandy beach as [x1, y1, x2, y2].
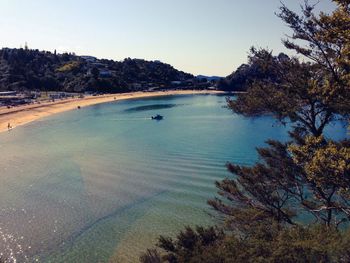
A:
[0, 90, 223, 133]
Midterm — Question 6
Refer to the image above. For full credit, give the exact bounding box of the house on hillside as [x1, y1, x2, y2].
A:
[0, 91, 17, 96]
[0, 92, 33, 106]
[171, 81, 183, 86]
[99, 70, 112, 78]
[81, 56, 98, 63]
[49, 92, 69, 100]
[130, 83, 142, 90]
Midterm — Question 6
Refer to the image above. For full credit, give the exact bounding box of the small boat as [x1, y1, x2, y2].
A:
[151, 114, 163, 120]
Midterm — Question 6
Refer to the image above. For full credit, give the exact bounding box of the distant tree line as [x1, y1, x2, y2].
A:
[216, 52, 290, 92]
[0, 49, 193, 93]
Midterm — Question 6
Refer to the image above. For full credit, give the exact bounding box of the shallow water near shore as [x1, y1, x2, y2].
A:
[0, 94, 347, 262]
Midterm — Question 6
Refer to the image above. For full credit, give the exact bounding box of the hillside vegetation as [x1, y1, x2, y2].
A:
[0, 48, 193, 93]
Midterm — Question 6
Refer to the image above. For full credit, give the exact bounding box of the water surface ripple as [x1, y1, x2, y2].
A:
[0, 94, 346, 262]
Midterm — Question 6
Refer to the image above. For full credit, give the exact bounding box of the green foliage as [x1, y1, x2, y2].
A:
[0, 49, 193, 93]
[140, 226, 225, 263]
[217, 51, 287, 92]
[157, 226, 224, 261]
[215, 0, 350, 228]
[209, 137, 350, 228]
[140, 224, 350, 263]
[56, 61, 81, 72]
[289, 136, 350, 191]
[140, 249, 162, 263]
[228, 0, 350, 136]
[227, 47, 345, 137]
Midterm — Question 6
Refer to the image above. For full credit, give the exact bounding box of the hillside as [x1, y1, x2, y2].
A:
[0, 48, 195, 93]
[217, 52, 289, 92]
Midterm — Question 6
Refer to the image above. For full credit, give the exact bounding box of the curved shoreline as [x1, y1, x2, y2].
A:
[0, 90, 224, 133]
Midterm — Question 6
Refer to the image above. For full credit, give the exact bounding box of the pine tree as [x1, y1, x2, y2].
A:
[210, 0, 350, 230]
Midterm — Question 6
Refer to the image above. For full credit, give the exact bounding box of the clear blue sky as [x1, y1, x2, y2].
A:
[0, 0, 334, 76]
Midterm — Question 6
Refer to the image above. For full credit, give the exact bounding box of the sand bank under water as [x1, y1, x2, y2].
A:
[0, 90, 224, 133]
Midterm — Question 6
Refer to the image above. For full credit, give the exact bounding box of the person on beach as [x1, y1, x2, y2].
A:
[7, 122, 11, 131]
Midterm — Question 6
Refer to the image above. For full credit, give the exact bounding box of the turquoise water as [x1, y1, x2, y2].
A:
[0, 94, 347, 262]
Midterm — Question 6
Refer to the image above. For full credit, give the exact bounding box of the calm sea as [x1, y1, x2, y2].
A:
[0, 94, 347, 262]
